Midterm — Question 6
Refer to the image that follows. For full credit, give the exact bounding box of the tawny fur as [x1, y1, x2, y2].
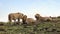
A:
[8, 12, 24, 22]
[22, 15, 35, 25]
[35, 14, 52, 22]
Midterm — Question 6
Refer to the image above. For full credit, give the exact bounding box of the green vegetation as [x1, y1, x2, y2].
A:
[0, 22, 60, 34]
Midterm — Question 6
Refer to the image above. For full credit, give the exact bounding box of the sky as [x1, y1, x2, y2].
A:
[0, 0, 60, 22]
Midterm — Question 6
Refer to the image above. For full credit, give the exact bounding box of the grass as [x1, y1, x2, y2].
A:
[0, 22, 60, 34]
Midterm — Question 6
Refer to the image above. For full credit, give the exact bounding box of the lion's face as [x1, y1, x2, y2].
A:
[22, 15, 27, 21]
[35, 14, 41, 20]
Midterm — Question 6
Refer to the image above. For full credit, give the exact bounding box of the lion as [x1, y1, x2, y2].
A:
[35, 14, 43, 22]
[8, 12, 24, 22]
[35, 14, 52, 22]
[22, 15, 35, 25]
[35, 14, 42, 20]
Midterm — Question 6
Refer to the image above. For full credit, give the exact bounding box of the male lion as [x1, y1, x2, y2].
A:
[8, 12, 24, 22]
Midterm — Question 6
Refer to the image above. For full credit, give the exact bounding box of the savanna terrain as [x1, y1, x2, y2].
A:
[0, 21, 60, 34]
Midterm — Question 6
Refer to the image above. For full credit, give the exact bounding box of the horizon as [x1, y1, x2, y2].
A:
[0, 0, 60, 22]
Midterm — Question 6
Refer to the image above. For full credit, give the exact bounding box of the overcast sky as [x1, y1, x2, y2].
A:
[0, 0, 60, 22]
